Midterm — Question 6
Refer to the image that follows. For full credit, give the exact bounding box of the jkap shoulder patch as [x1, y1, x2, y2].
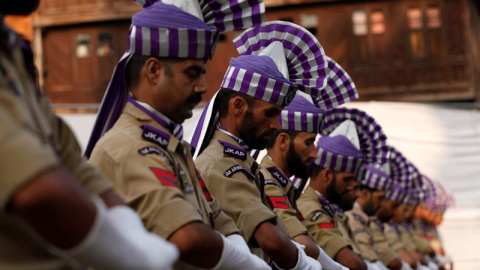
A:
[224, 165, 255, 179]
[150, 167, 177, 188]
[266, 166, 289, 188]
[218, 140, 247, 160]
[141, 125, 170, 150]
[318, 197, 336, 217]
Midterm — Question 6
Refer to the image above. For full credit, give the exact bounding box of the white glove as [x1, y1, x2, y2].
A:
[226, 233, 250, 253]
[365, 260, 382, 270]
[274, 240, 322, 270]
[49, 196, 179, 270]
[316, 245, 349, 270]
[401, 260, 414, 270]
[417, 264, 433, 270]
[213, 233, 271, 270]
[374, 261, 389, 270]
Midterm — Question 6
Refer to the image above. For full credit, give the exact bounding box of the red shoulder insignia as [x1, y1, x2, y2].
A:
[268, 196, 289, 209]
[318, 221, 335, 229]
[196, 170, 213, 202]
[297, 211, 305, 221]
[150, 167, 177, 188]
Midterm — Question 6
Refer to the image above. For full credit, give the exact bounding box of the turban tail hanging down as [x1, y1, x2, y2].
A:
[85, 0, 266, 157]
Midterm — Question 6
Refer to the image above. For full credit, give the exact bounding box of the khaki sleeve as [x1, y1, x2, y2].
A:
[195, 155, 276, 244]
[207, 192, 239, 236]
[383, 224, 405, 251]
[0, 98, 59, 210]
[92, 145, 204, 239]
[411, 231, 431, 253]
[370, 224, 399, 266]
[39, 96, 112, 195]
[346, 213, 378, 261]
[297, 198, 349, 258]
[265, 183, 307, 238]
[399, 227, 417, 252]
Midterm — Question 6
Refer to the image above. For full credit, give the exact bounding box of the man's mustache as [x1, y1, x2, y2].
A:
[186, 93, 203, 105]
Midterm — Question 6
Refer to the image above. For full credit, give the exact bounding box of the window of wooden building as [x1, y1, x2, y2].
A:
[407, 4, 442, 60]
[351, 7, 387, 64]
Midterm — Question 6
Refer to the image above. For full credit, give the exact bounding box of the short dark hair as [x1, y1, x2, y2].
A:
[216, 87, 256, 118]
[310, 164, 326, 179]
[125, 54, 177, 89]
[266, 130, 299, 149]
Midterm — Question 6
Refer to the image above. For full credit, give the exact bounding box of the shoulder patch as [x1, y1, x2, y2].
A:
[141, 125, 170, 149]
[218, 140, 247, 160]
[266, 166, 289, 187]
[318, 197, 336, 217]
[311, 210, 324, 221]
[297, 211, 305, 221]
[150, 167, 177, 188]
[224, 165, 255, 179]
[353, 227, 366, 235]
[265, 179, 283, 189]
[268, 196, 289, 209]
[137, 146, 172, 166]
[318, 221, 335, 229]
[352, 213, 366, 224]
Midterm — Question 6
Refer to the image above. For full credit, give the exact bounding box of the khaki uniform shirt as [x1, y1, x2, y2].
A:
[260, 156, 308, 238]
[0, 28, 112, 269]
[369, 217, 400, 266]
[383, 222, 407, 251]
[195, 130, 283, 258]
[397, 223, 418, 252]
[90, 104, 238, 270]
[334, 206, 362, 256]
[346, 205, 379, 261]
[297, 186, 350, 258]
[406, 223, 431, 253]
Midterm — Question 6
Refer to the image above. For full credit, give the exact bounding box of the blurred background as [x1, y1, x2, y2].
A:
[6, 0, 480, 269]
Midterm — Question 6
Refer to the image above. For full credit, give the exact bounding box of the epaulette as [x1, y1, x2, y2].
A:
[352, 213, 366, 224]
[318, 197, 336, 217]
[353, 227, 366, 235]
[141, 124, 170, 150]
[218, 140, 247, 161]
[266, 166, 289, 188]
[224, 164, 255, 179]
[373, 219, 384, 230]
[333, 204, 345, 218]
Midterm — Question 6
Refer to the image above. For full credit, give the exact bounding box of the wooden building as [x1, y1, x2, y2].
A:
[32, 0, 480, 109]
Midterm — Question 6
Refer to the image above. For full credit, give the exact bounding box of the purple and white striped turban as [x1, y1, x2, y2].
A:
[189, 21, 358, 158]
[85, 0, 265, 157]
[280, 94, 325, 133]
[387, 183, 407, 202]
[315, 107, 390, 175]
[388, 146, 425, 191]
[313, 135, 365, 174]
[359, 163, 392, 192]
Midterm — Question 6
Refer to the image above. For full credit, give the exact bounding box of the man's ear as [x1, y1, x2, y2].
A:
[144, 57, 164, 84]
[277, 133, 290, 151]
[321, 168, 333, 185]
[230, 96, 247, 117]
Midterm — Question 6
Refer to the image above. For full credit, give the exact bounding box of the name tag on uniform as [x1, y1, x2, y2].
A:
[224, 165, 255, 179]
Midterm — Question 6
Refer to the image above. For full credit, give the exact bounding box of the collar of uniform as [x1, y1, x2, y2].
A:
[124, 103, 180, 152]
[260, 155, 293, 192]
[351, 203, 369, 223]
[215, 123, 250, 151]
[212, 130, 257, 166]
[311, 188, 336, 217]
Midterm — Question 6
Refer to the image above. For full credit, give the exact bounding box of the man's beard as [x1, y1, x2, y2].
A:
[338, 190, 356, 211]
[0, 0, 40, 15]
[326, 173, 342, 204]
[377, 208, 392, 222]
[286, 142, 309, 179]
[363, 196, 376, 216]
[238, 108, 272, 150]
